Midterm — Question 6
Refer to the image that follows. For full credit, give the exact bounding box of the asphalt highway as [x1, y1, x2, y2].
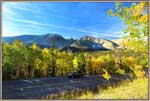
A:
[2, 74, 131, 99]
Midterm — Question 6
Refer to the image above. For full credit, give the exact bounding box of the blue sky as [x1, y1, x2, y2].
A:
[2, 2, 135, 39]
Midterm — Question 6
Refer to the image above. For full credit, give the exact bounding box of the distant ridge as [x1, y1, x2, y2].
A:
[2, 33, 118, 52]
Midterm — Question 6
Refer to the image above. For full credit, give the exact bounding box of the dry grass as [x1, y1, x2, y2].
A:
[78, 77, 148, 99]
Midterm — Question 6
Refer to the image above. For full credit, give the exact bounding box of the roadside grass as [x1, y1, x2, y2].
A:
[78, 77, 148, 99]
[43, 77, 148, 99]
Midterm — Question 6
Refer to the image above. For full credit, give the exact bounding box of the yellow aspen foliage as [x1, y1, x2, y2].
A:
[73, 57, 78, 70]
[43, 48, 49, 54]
[134, 70, 145, 78]
[108, 2, 148, 38]
[133, 64, 143, 70]
[97, 56, 105, 64]
[34, 58, 42, 70]
[124, 7, 130, 13]
[102, 69, 111, 80]
[129, 27, 138, 33]
[56, 59, 61, 66]
[126, 56, 136, 65]
[31, 43, 39, 50]
[90, 57, 101, 70]
[133, 64, 145, 78]
[130, 2, 147, 18]
[116, 69, 125, 75]
[133, 3, 144, 17]
[42, 48, 50, 58]
[138, 14, 148, 23]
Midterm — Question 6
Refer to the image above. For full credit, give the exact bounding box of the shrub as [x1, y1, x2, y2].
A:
[102, 68, 111, 80]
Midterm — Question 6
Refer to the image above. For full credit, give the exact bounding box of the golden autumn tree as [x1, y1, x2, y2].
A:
[90, 57, 101, 75]
[73, 56, 79, 71]
[108, 2, 148, 38]
[28, 43, 41, 78]
[108, 2, 148, 53]
[41, 48, 51, 76]
[56, 52, 73, 76]
[108, 2, 148, 73]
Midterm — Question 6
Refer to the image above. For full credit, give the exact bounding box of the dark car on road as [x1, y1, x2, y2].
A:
[68, 71, 84, 78]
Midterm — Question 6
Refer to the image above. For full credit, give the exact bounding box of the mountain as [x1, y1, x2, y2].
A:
[26, 34, 75, 49]
[3, 33, 75, 49]
[3, 35, 39, 43]
[70, 40, 106, 50]
[81, 36, 118, 50]
[2, 34, 118, 52]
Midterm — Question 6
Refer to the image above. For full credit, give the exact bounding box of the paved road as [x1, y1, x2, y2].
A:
[3, 74, 131, 99]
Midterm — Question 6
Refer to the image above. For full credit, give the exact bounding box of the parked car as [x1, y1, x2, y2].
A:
[68, 71, 84, 78]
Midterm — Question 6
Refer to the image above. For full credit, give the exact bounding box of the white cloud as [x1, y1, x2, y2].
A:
[102, 33, 124, 37]
[2, 6, 16, 16]
[3, 15, 128, 39]
[89, 31, 128, 39]
[6, 16, 102, 34]
[3, 3, 35, 13]
[13, 24, 50, 30]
